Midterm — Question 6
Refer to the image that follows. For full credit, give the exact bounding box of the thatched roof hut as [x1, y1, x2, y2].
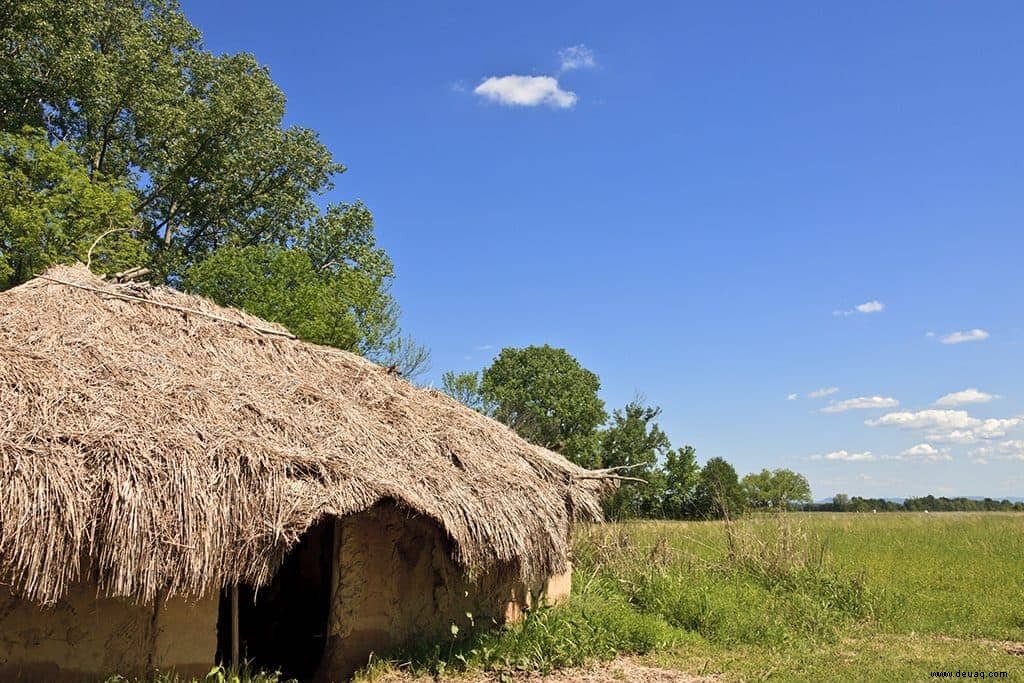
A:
[0, 264, 610, 680]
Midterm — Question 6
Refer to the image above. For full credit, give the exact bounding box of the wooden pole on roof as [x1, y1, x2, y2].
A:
[230, 583, 240, 673]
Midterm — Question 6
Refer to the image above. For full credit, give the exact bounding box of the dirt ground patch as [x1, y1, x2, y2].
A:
[933, 635, 1024, 658]
[365, 657, 717, 682]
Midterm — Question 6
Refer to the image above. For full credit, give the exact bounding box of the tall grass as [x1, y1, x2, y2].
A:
[363, 514, 881, 678]
[800, 512, 1024, 639]
[575, 514, 880, 646]
[106, 664, 286, 683]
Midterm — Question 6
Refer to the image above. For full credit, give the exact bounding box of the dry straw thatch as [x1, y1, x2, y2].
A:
[0, 265, 611, 606]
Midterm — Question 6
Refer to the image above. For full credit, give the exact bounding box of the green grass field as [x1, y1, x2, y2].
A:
[363, 513, 1024, 681]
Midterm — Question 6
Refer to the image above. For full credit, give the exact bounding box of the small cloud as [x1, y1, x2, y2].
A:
[866, 409, 1024, 444]
[925, 331, 936, 338]
[450, 81, 468, 93]
[786, 393, 799, 401]
[834, 300, 884, 317]
[808, 387, 839, 399]
[473, 344, 495, 352]
[474, 75, 577, 108]
[934, 388, 1000, 407]
[938, 430, 980, 444]
[898, 443, 952, 462]
[934, 418, 1023, 443]
[974, 418, 1022, 439]
[1000, 441, 1024, 461]
[808, 449, 876, 462]
[558, 44, 597, 72]
[970, 440, 1024, 462]
[939, 329, 989, 345]
[866, 409, 977, 431]
[820, 396, 900, 413]
[856, 300, 884, 314]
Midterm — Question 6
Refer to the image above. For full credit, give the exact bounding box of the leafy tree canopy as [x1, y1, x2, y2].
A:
[1, 0, 425, 367]
[440, 370, 494, 415]
[479, 345, 607, 465]
[693, 457, 746, 520]
[599, 400, 671, 519]
[742, 468, 813, 511]
[1, 128, 144, 287]
[662, 445, 700, 518]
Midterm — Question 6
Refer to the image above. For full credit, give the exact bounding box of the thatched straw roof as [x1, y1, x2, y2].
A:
[0, 265, 609, 605]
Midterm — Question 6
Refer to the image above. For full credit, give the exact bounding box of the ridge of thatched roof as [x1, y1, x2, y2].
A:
[0, 265, 609, 605]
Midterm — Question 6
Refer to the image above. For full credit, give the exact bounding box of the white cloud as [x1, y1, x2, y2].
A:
[1000, 441, 1024, 461]
[857, 300, 884, 314]
[833, 300, 884, 317]
[940, 329, 989, 344]
[969, 440, 1024, 462]
[934, 388, 1000, 407]
[939, 430, 981, 444]
[473, 344, 495, 351]
[821, 396, 900, 413]
[808, 387, 839, 399]
[898, 443, 952, 462]
[867, 409, 1024, 444]
[973, 418, 1023, 439]
[810, 442, 955, 464]
[558, 45, 596, 72]
[932, 418, 1022, 443]
[809, 450, 876, 462]
[474, 75, 577, 108]
[866, 409, 977, 431]
[786, 393, 799, 401]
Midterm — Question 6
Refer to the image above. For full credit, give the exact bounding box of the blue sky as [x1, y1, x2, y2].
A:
[182, 1, 1024, 499]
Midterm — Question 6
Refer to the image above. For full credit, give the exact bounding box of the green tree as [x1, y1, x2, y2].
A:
[480, 345, 606, 465]
[768, 469, 812, 510]
[598, 400, 672, 519]
[0, 128, 144, 288]
[1, 0, 424, 364]
[849, 497, 871, 513]
[832, 493, 851, 512]
[742, 468, 813, 511]
[182, 202, 429, 375]
[693, 457, 745, 520]
[741, 469, 773, 510]
[440, 371, 493, 414]
[662, 445, 700, 518]
[1, 1, 336, 268]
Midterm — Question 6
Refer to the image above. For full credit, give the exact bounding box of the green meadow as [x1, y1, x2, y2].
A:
[361, 513, 1024, 681]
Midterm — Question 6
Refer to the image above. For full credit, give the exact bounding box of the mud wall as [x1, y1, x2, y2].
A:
[0, 584, 217, 681]
[319, 504, 572, 678]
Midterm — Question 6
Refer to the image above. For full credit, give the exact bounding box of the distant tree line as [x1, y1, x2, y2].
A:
[441, 345, 812, 520]
[443, 345, 1023, 519]
[809, 494, 1024, 513]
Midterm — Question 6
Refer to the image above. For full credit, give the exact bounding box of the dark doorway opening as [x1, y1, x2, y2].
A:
[216, 518, 335, 681]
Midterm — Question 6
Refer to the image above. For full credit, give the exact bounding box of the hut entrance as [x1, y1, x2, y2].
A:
[216, 518, 335, 681]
